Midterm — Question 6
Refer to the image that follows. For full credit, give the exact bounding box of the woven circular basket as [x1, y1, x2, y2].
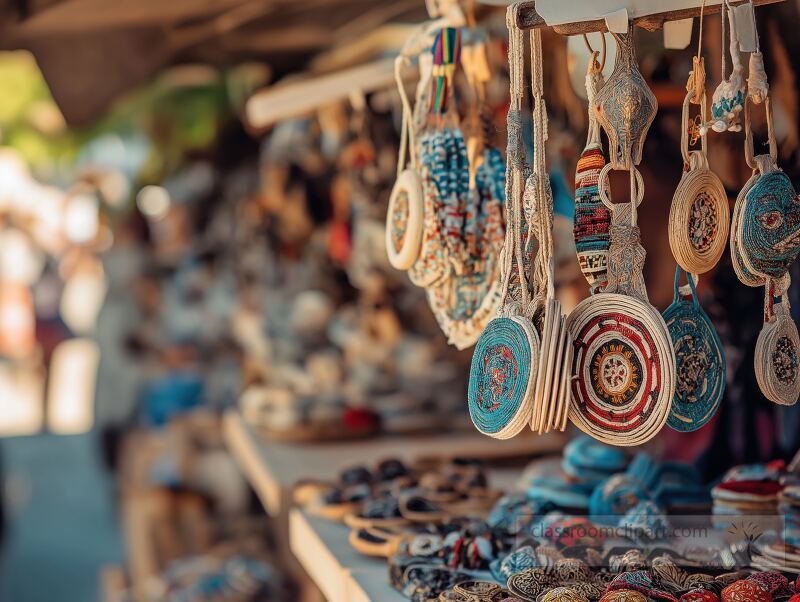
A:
[386, 168, 424, 270]
[740, 168, 800, 280]
[662, 269, 726, 431]
[755, 280, 800, 406]
[730, 171, 765, 287]
[669, 91, 729, 274]
[468, 315, 540, 438]
[567, 292, 675, 446]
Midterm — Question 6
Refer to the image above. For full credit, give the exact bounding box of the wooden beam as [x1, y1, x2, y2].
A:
[245, 58, 399, 132]
[517, 0, 785, 34]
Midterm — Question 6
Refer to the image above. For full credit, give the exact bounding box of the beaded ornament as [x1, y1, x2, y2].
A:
[574, 40, 612, 294]
[708, 0, 745, 133]
[426, 34, 506, 349]
[593, 25, 657, 169]
[662, 268, 726, 432]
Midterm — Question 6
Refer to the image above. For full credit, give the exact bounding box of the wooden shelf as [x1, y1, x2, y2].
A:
[516, 0, 784, 35]
[223, 409, 565, 517]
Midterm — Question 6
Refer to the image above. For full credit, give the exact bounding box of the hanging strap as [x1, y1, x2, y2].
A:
[499, 4, 530, 315]
[673, 266, 700, 308]
[529, 26, 554, 308]
[395, 56, 417, 178]
[583, 34, 606, 150]
[744, 94, 777, 171]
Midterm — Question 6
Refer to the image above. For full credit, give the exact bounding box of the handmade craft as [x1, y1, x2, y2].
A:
[468, 6, 539, 439]
[386, 57, 424, 271]
[669, 84, 729, 274]
[593, 25, 657, 169]
[662, 268, 726, 432]
[737, 98, 800, 283]
[708, 0, 745, 133]
[425, 37, 506, 350]
[528, 24, 573, 436]
[755, 278, 800, 406]
[567, 166, 675, 446]
[574, 38, 612, 294]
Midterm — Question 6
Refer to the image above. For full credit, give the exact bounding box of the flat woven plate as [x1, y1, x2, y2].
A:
[663, 296, 726, 431]
[468, 315, 539, 439]
[567, 293, 675, 446]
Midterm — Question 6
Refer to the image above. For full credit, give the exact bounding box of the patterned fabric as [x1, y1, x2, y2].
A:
[663, 268, 726, 431]
[589, 474, 649, 521]
[681, 589, 721, 602]
[721, 580, 772, 602]
[574, 144, 611, 293]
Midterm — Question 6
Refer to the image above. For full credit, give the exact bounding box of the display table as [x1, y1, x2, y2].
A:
[289, 509, 406, 602]
[223, 409, 565, 517]
[223, 409, 565, 600]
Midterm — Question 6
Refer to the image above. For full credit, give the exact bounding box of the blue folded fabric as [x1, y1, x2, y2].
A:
[589, 474, 650, 524]
[526, 477, 591, 510]
[564, 435, 628, 474]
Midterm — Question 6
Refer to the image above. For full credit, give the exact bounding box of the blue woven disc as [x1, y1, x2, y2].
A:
[742, 170, 800, 279]
[468, 316, 537, 436]
[663, 297, 726, 432]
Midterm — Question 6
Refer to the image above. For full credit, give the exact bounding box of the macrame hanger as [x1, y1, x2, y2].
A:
[681, 85, 709, 169]
[747, 0, 769, 104]
[688, 0, 707, 105]
[499, 4, 530, 315]
[529, 26, 554, 309]
[674, 266, 700, 308]
[394, 56, 417, 177]
[583, 33, 606, 147]
[744, 94, 778, 171]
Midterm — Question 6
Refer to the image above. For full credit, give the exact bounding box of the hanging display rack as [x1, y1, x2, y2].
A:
[515, 0, 783, 34]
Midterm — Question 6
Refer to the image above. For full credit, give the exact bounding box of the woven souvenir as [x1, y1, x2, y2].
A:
[601, 591, 649, 602]
[730, 169, 764, 288]
[593, 25, 657, 169]
[708, 1, 745, 134]
[662, 268, 726, 432]
[574, 47, 611, 293]
[669, 89, 729, 274]
[721, 580, 771, 602]
[540, 587, 590, 602]
[567, 166, 675, 446]
[426, 146, 506, 349]
[527, 25, 573, 435]
[755, 278, 800, 406]
[468, 6, 539, 439]
[386, 54, 425, 271]
[738, 102, 800, 282]
[408, 131, 452, 288]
